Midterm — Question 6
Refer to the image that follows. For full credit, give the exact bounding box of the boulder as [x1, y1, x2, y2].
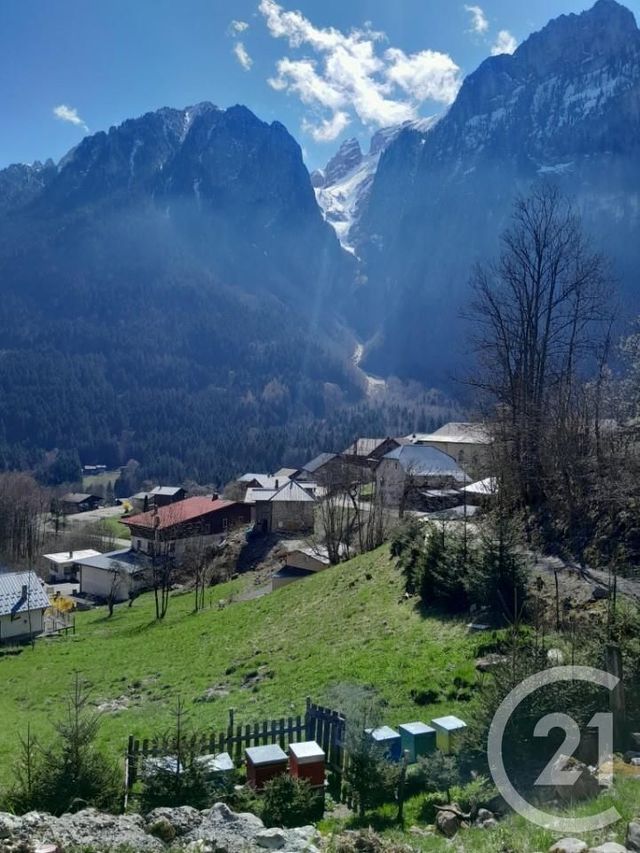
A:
[255, 828, 287, 849]
[0, 814, 20, 839]
[435, 809, 460, 838]
[145, 806, 203, 837]
[552, 755, 601, 803]
[549, 840, 588, 853]
[587, 844, 629, 853]
[627, 821, 640, 852]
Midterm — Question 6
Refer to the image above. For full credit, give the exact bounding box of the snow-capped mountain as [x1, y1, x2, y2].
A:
[311, 118, 439, 253]
[350, 0, 640, 383]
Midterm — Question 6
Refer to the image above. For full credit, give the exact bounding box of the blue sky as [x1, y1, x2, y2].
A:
[1, 0, 639, 171]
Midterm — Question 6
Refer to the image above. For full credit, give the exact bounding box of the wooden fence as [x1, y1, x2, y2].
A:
[125, 698, 346, 792]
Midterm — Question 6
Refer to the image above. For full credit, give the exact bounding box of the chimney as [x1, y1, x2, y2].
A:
[211, 492, 219, 501]
[275, 479, 279, 489]
[21, 584, 28, 600]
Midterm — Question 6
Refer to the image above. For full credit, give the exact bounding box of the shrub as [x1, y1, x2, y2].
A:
[8, 676, 121, 816]
[261, 774, 321, 828]
[140, 758, 215, 812]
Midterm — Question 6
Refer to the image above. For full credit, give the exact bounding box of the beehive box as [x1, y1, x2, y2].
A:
[366, 726, 402, 762]
[398, 722, 436, 763]
[289, 740, 326, 788]
[431, 716, 467, 754]
[245, 744, 288, 790]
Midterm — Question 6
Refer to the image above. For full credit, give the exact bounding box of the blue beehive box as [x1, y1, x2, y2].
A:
[431, 715, 467, 754]
[398, 722, 436, 763]
[366, 726, 402, 762]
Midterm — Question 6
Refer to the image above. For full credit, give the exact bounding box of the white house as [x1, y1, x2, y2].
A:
[73, 549, 148, 603]
[0, 571, 50, 643]
[42, 549, 101, 582]
[376, 445, 466, 511]
[407, 422, 492, 476]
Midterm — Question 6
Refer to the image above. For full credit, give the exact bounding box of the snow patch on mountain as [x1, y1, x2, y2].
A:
[313, 116, 440, 254]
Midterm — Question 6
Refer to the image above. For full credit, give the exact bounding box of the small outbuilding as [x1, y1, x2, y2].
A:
[245, 744, 288, 790]
[271, 548, 331, 591]
[74, 549, 148, 603]
[431, 715, 467, 754]
[59, 493, 102, 515]
[399, 722, 436, 763]
[366, 726, 402, 762]
[0, 571, 51, 644]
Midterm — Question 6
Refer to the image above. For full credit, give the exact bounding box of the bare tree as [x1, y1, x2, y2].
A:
[0, 473, 49, 568]
[469, 184, 614, 524]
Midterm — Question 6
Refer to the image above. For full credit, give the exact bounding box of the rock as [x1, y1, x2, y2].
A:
[588, 844, 629, 853]
[0, 814, 20, 838]
[435, 809, 460, 838]
[552, 755, 600, 803]
[548, 840, 588, 853]
[255, 828, 286, 849]
[476, 808, 495, 824]
[627, 822, 640, 852]
[624, 752, 640, 765]
[146, 816, 177, 843]
[547, 648, 565, 665]
[34, 845, 61, 853]
[145, 806, 203, 837]
[591, 586, 610, 601]
[183, 803, 266, 852]
[475, 655, 508, 673]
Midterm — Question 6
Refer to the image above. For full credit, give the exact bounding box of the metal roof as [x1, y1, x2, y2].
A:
[245, 745, 288, 765]
[269, 480, 316, 503]
[381, 445, 466, 480]
[0, 571, 50, 617]
[431, 715, 467, 732]
[71, 549, 144, 576]
[343, 437, 394, 457]
[409, 422, 491, 445]
[302, 452, 337, 473]
[150, 486, 185, 496]
[61, 493, 99, 503]
[399, 722, 436, 735]
[463, 477, 498, 495]
[123, 497, 236, 531]
[43, 549, 101, 565]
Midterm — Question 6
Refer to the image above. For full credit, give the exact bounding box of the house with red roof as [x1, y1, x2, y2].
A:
[121, 496, 251, 560]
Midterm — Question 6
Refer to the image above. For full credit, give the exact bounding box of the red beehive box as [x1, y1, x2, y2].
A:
[245, 744, 288, 790]
[288, 741, 325, 788]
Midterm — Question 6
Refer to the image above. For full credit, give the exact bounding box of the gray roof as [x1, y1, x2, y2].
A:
[343, 437, 395, 457]
[61, 493, 99, 503]
[0, 571, 50, 617]
[269, 481, 316, 503]
[410, 422, 491, 445]
[150, 486, 184, 496]
[303, 452, 337, 473]
[381, 445, 466, 480]
[72, 549, 144, 576]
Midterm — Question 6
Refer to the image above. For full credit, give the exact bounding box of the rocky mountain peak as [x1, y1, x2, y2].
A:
[322, 138, 363, 187]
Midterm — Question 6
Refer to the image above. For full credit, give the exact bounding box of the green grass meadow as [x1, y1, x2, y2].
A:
[0, 547, 478, 784]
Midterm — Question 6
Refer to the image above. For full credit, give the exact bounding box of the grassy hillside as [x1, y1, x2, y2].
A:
[0, 546, 479, 784]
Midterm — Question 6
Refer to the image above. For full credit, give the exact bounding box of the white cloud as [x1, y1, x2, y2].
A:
[464, 5, 489, 35]
[230, 19, 249, 33]
[233, 41, 253, 70]
[302, 110, 351, 142]
[491, 29, 517, 55]
[53, 104, 88, 132]
[385, 48, 462, 105]
[259, 0, 462, 142]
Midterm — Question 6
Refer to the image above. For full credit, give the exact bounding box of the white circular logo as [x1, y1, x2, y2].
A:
[487, 666, 622, 833]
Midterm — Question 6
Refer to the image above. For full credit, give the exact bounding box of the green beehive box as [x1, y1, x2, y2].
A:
[398, 722, 436, 763]
[431, 715, 467, 754]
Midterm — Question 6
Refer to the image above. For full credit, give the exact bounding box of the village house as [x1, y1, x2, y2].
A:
[246, 480, 316, 534]
[43, 549, 101, 583]
[129, 486, 187, 514]
[0, 571, 51, 643]
[73, 549, 149, 603]
[299, 452, 371, 493]
[407, 422, 491, 477]
[122, 496, 251, 560]
[342, 437, 401, 466]
[376, 445, 466, 511]
[271, 547, 331, 591]
[59, 493, 102, 515]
